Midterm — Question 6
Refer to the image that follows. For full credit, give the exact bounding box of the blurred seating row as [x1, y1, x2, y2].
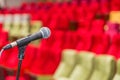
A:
[0, 13, 42, 41]
[4, 49, 120, 80]
[37, 49, 118, 80]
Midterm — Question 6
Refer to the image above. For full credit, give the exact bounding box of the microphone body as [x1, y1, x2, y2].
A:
[3, 27, 51, 50]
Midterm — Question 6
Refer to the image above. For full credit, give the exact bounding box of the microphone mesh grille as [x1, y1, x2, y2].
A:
[40, 27, 51, 38]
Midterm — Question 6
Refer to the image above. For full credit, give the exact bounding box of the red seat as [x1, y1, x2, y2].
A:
[22, 45, 37, 72]
[0, 31, 9, 49]
[56, 13, 69, 30]
[62, 31, 78, 49]
[100, 0, 110, 14]
[29, 30, 65, 75]
[5, 76, 25, 80]
[75, 6, 85, 21]
[4, 47, 18, 70]
[110, 0, 120, 11]
[90, 33, 110, 55]
[90, 19, 105, 34]
[89, 1, 99, 13]
[47, 14, 58, 29]
[107, 34, 120, 59]
[77, 19, 91, 31]
[3, 45, 36, 71]
[0, 49, 12, 68]
[76, 30, 92, 51]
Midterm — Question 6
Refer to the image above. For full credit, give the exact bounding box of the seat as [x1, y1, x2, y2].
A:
[100, 0, 110, 15]
[90, 19, 105, 34]
[5, 76, 25, 80]
[113, 59, 120, 80]
[90, 33, 110, 55]
[3, 14, 12, 32]
[9, 14, 21, 40]
[30, 21, 42, 34]
[89, 55, 116, 80]
[29, 30, 65, 75]
[107, 34, 120, 59]
[21, 45, 37, 72]
[37, 49, 77, 80]
[0, 14, 4, 31]
[4, 47, 19, 70]
[19, 14, 30, 37]
[56, 13, 69, 30]
[110, 0, 120, 11]
[63, 31, 78, 49]
[59, 51, 95, 80]
[53, 49, 77, 79]
[50, 51, 95, 80]
[30, 20, 42, 46]
[76, 30, 92, 51]
[68, 51, 94, 80]
[109, 11, 120, 24]
[0, 31, 9, 49]
[104, 22, 119, 40]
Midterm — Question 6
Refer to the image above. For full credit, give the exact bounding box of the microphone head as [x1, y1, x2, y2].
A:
[40, 27, 51, 38]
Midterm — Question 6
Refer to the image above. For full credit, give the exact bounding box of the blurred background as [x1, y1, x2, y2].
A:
[0, 0, 120, 80]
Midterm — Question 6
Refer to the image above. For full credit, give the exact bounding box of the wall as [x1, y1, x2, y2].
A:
[5, 0, 40, 8]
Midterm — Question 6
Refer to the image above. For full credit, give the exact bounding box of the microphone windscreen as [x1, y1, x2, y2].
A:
[40, 27, 51, 38]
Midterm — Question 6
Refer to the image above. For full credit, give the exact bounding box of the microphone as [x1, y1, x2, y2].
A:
[2, 27, 51, 50]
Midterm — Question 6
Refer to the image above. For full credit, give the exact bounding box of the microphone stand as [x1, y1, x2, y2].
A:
[16, 45, 27, 80]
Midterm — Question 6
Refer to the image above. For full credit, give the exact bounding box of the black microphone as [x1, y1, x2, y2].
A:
[2, 27, 51, 50]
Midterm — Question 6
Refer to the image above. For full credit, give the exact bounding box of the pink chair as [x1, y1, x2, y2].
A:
[105, 22, 120, 40]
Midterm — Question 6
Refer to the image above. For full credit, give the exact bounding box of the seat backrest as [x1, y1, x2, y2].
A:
[53, 49, 77, 79]
[69, 51, 95, 80]
[113, 59, 120, 80]
[9, 14, 21, 39]
[90, 55, 116, 80]
[90, 33, 110, 54]
[30, 21, 42, 34]
[20, 14, 30, 37]
[3, 14, 12, 32]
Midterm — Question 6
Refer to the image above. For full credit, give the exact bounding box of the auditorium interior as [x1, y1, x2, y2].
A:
[0, 0, 120, 80]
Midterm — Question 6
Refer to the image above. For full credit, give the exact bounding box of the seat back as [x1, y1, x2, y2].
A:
[3, 14, 12, 32]
[30, 21, 42, 34]
[30, 21, 42, 45]
[19, 14, 30, 37]
[113, 59, 120, 80]
[90, 55, 116, 80]
[9, 14, 21, 39]
[69, 51, 95, 80]
[53, 49, 77, 79]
